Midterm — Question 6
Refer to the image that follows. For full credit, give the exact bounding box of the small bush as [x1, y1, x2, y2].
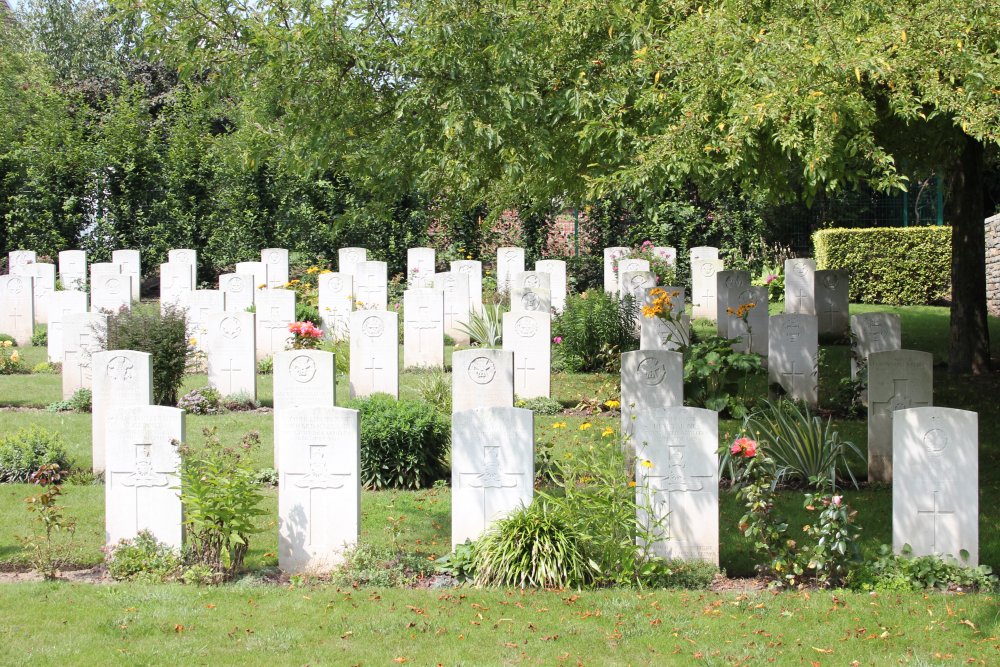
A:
[0, 427, 72, 483]
[456, 304, 504, 347]
[684, 336, 764, 417]
[333, 544, 435, 588]
[32, 361, 55, 374]
[849, 545, 997, 593]
[257, 356, 274, 375]
[552, 290, 638, 372]
[347, 394, 450, 489]
[46, 388, 93, 413]
[415, 370, 452, 414]
[106, 530, 183, 582]
[31, 327, 47, 347]
[221, 392, 261, 411]
[251, 467, 278, 486]
[0, 340, 28, 375]
[177, 386, 222, 415]
[515, 395, 563, 415]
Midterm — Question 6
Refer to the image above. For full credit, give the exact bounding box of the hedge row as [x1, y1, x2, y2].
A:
[812, 226, 951, 306]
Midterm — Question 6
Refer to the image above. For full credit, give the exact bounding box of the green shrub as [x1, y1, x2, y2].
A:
[645, 559, 720, 590]
[0, 427, 72, 483]
[813, 226, 950, 305]
[177, 386, 222, 415]
[515, 395, 563, 415]
[256, 356, 274, 375]
[849, 545, 997, 593]
[456, 303, 504, 347]
[99, 303, 191, 405]
[46, 388, 93, 413]
[106, 530, 183, 583]
[684, 336, 764, 417]
[31, 326, 47, 347]
[333, 544, 435, 588]
[552, 290, 638, 372]
[0, 341, 28, 375]
[0, 334, 15, 345]
[415, 370, 452, 414]
[221, 392, 261, 411]
[564, 254, 603, 293]
[32, 361, 55, 374]
[346, 394, 449, 489]
[295, 302, 322, 326]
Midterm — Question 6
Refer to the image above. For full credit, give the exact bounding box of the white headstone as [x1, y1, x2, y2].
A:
[603, 247, 628, 294]
[407, 247, 436, 288]
[58, 250, 87, 290]
[639, 286, 689, 351]
[621, 271, 656, 302]
[451, 260, 483, 314]
[867, 349, 933, 483]
[274, 349, 337, 468]
[278, 406, 360, 572]
[338, 247, 367, 276]
[403, 289, 444, 369]
[353, 261, 388, 311]
[617, 259, 650, 294]
[112, 249, 141, 302]
[47, 290, 88, 363]
[262, 248, 289, 289]
[452, 349, 515, 413]
[219, 273, 255, 313]
[105, 406, 183, 549]
[434, 271, 470, 345]
[502, 311, 551, 399]
[851, 312, 901, 379]
[29, 263, 56, 325]
[451, 406, 533, 547]
[206, 312, 256, 399]
[620, 350, 684, 442]
[768, 314, 819, 406]
[180, 290, 226, 353]
[893, 407, 978, 566]
[8, 250, 36, 275]
[235, 261, 268, 291]
[0, 274, 34, 345]
[510, 287, 551, 314]
[496, 247, 525, 294]
[815, 270, 850, 337]
[92, 350, 153, 473]
[634, 406, 719, 564]
[254, 289, 296, 361]
[715, 270, 752, 336]
[62, 312, 105, 398]
[535, 260, 567, 313]
[168, 248, 197, 286]
[691, 257, 724, 320]
[512, 271, 551, 293]
[349, 310, 398, 398]
[690, 246, 719, 262]
[318, 272, 354, 340]
[652, 246, 677, 265]
[159, 262, 192, 314]
[91, 272, 131, 315]
[727, 286, 769, 356]
[784, 258, 817, 315]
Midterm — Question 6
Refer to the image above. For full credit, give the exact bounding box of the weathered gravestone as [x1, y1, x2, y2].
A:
[206, 312, 256, 400]
[784, 258, 817, 315]
[639, 287, 689, 351]
[496, 247, 525, 294]
[403, 288, 444, 369]
[112, 249, 142, 302]
[262, 248, 289, 289]
[690, 249, 723, 320]
[434, 271, 471, 345]
[159, 262, 191, 314]
[277, 406, 360, 573]
[219, 273, 255, 313]
[535, 260, 567, 313]
[510, 287, 551, 315]
[768, 314, 818, 406]
[92, 350, 153, 473]
[620, 350, 684, 443]
[8, 250, 36, 275]
[850, 312, 901, 379]
[407, 247, 436, 288]
[105, 406, 183, 549]
[815, 270, 850, 337]
[727, 286, 769, 356]
[235, 261, 268, 291]
[603, 247, 629, 294]
[91, 270, 131, 315]
[274, 349, 336, 468]
[502, 311, 551, 399]
[451, 260, 483, 314]
[451, 406, 533, 547]
[47, 290, 87, 364]
[58, 250, 87, 290]
[0, 274, 34, 345]
[318, 272, 353, 340]
[349, 310, 398, 398]
[354, 261, 388, 311]
[167, 248, 197, 286]
[893, 407, 978, 566]
[512, 271, 551, 293]
[451, 349, 514, 413]
[338, 247, 367, 276]
[29, 263, 55, 324]
[254, 289, 295, 361]
[62, 312, 105, 398]
[716, 270, 752, 337]
[617, 259, 651, 294]
[634, 406, 719, 564]
[867, 349, 933, 483]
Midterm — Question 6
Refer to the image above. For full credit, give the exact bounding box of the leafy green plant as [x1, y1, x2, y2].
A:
[177, 386, 222, 415]
[18, 465, 75, 579]
[552, 290, 638, 372]
[456, 303, 504, 347]
[333, 544, 435, 588]
[415, 370, 452, 414]
[683, 335, 763, 416]
[318, 337, 350, 375]
[46, 388, 93, 413]
[0, 340, 28, 374]
[515, 395, 564, 415]
[32, 361, 55, 374]
[176, 428, 267, 582]
[347, 394, 449, 489]
[251, 467, 278, 486]
[434, 540, 478, 583]
[221, 392, 261, 411]
[31, 326, 47, 347]
[106, 530, 183, 582]
[0, 427, 72, 483]
[256, 356, 274, 375]
[848, 545, 998, 593]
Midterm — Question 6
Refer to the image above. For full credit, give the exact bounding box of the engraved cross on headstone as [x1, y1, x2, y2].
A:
[873, 379, 928, 419]
[116, 443, 171, 535]
[220, 358, 241, 393]
[641, 438, 714, 539]
[365, 356, 383, 387]
[459, 446, 524, 526]
[516, 356, 535, 387]
[287, 444, 353, 546]
[916, 489, 956, 550]
[408, 304, 440, 352]
[260, 306, 288, 351]
[782, 361, 805, 384]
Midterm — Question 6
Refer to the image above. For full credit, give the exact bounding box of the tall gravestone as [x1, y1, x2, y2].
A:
[274, 349, 337, 468]
[159, 262, 192, 314]
[620, 350, 684, 443]
[727, 286, 769, 356]
[867, 349, 933, 483]
[92, 350, 153, 473]
[496, 247, 525, 294]
[58, 250, 87, 290]
[634, 406, 719, 564]
[235, 261, 267, 291]
[254, 289, 295, 361]
[167, 248, 197, 286]
[603, 247, 628, 294]
[690, 250, 723, 321]
[407, 247, 436, 288]
[8, 250, 36, 275]
[112, 249, 142, 302]
[639, 286, 689, 351]
[403, 288, 444, 369]
[502, 311, 551, 399]
[181, 289, 226, 354]
[105, 406, 183, 549]
[206, 312, 256, 400]
[451, 260, 483, 314]
[451, 406, 533, 547]
[220, 273, 255, 313]
[850, 312, 902, 379]
[894, 407, 978, 566]
[349, 310, 398, 398]
[277, 406, 360, 573]
[47, 290, 88, 364]
[0, 274, 34, 346]
[91, 271, 131, 315]
[815, 270, 850, 337]
[535, 260, 567, 313]
[62, 312, 105, 398]
[768, 313, 818, 406]
[318, 272, 353, 340]
[29, 263, 56, 324]
[510, 287, 551, 315]
[716, 270, 752, 337]
[452, 349, 514, 413]
[434, 271, 471, 345]
[354, 261, 388, 311]
[784, 258, 817, 315]
[338, 247, 367, 276]
[262, 248, 289, 289]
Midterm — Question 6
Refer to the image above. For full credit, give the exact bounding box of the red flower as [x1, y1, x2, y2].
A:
[731, 437, 757, 458]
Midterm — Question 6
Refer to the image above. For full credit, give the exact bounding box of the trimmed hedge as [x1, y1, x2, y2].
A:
[813, 226, 951, 306]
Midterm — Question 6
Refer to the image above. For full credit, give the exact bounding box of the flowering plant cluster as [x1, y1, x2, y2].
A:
[0, 339, 27, 375]
[289, 321, 323, 349]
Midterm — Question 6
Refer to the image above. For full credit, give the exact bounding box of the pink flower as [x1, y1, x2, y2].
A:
[553, 336, 563, 344]
[832, 495, 843, 506]
[731, 437, 757, 458]
[765, 274, 778, 284]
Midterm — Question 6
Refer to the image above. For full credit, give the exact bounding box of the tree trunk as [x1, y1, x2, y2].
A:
[948, 135, 991, 374]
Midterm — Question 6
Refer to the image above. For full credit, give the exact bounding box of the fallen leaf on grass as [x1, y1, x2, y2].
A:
[812, 647, 832, 654]
[960, 619, 978, 631]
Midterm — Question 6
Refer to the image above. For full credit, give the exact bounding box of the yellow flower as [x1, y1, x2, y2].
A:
[9, 351, 19, 363]
[641, 459, 653, 468]
[188, 338, 198, 346]
[257, 283, 267, 290]
[320, 269, 333, 274]
[551, 422, 567, 429]
[628, 481, 637, 488]
[579, 422, 592, 431]
[604, 400, 620, 409]
[601, 427, 614, 438]
[1, 340, 10, 348]
[466, 255, 472, 260]
[306, 266, 319, 274]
